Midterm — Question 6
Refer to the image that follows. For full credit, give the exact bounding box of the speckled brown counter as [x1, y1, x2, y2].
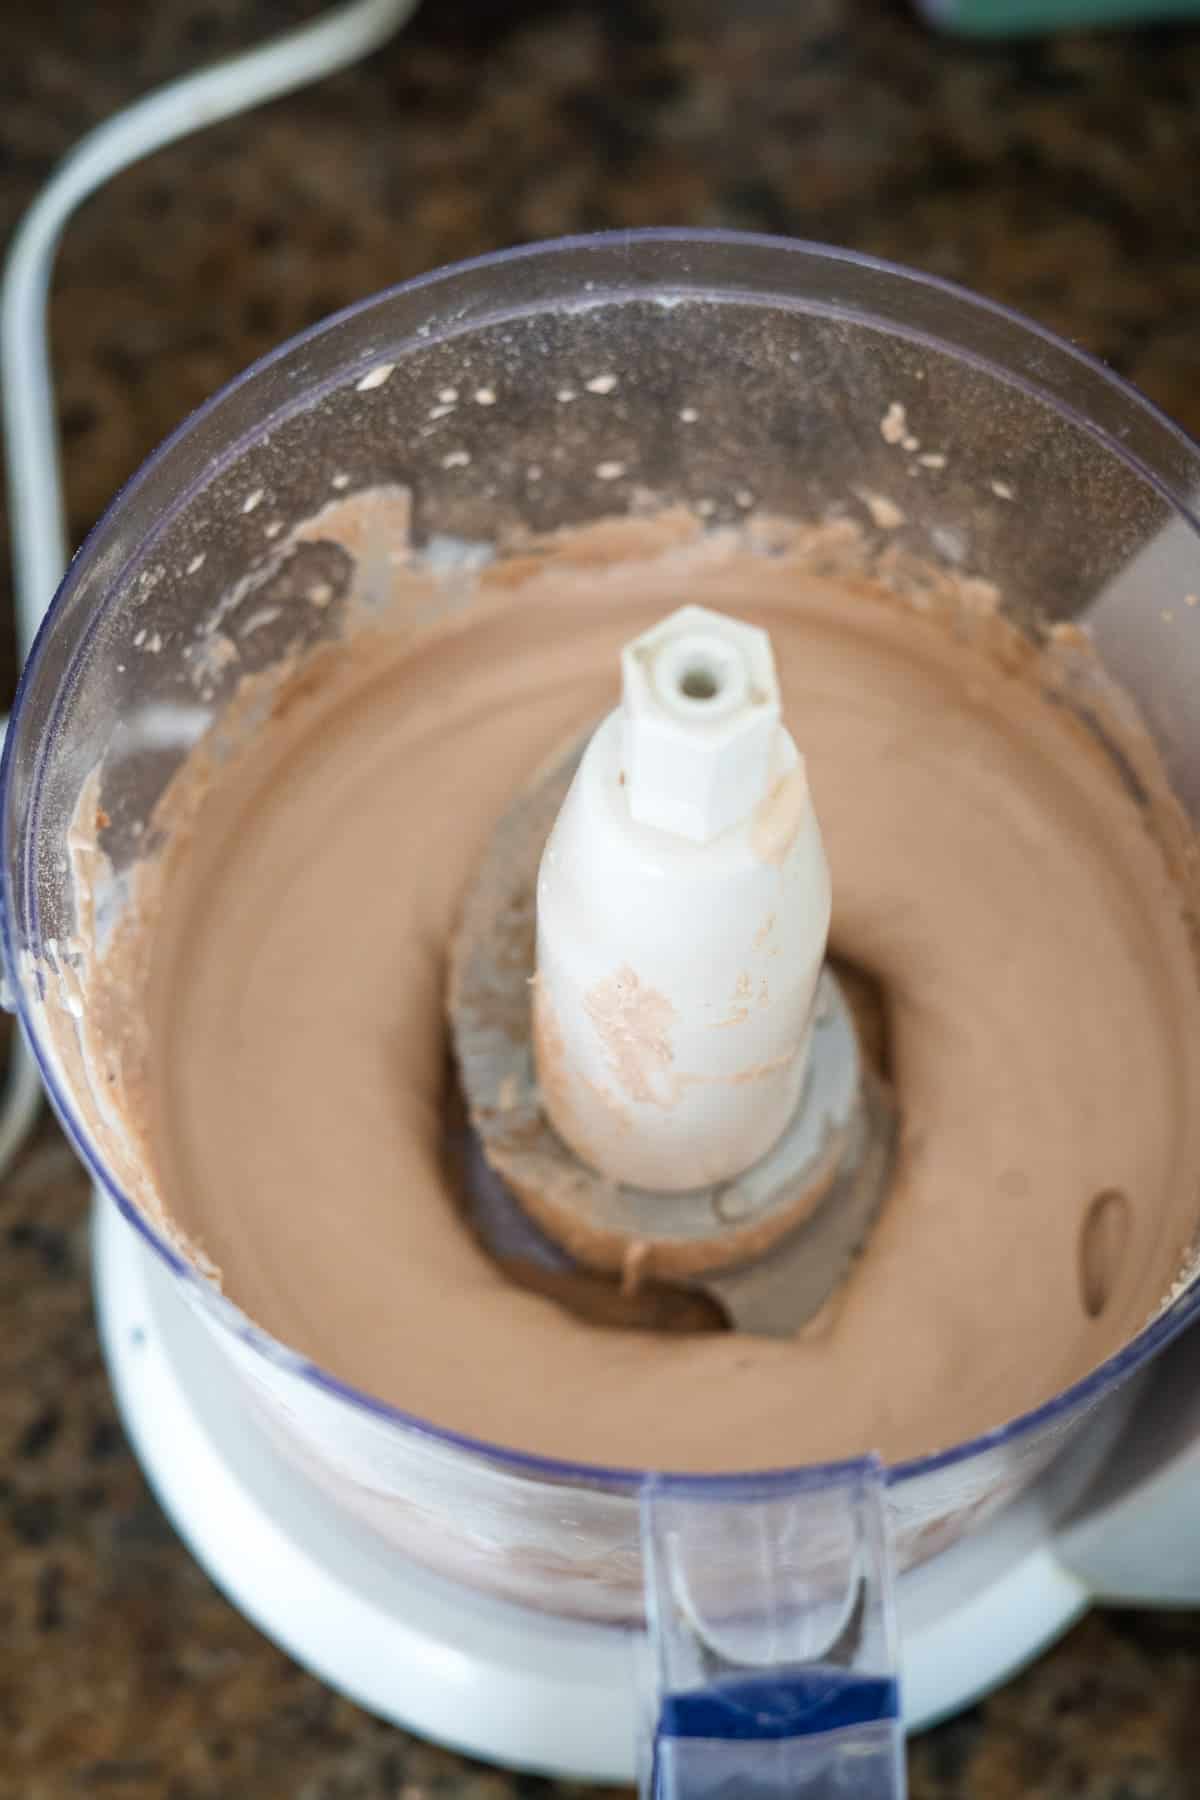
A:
[3, 2, 1200, 1795]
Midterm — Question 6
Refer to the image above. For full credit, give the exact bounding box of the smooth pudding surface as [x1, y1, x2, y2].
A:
[118, 509, 1200, 1471]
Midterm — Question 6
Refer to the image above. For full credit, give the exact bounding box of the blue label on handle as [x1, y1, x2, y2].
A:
[653, 1671, 903, 1797]
[658, 1667, 900, 1743]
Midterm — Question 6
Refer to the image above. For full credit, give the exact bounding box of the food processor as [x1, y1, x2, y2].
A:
[4, 12, 1200, 1799]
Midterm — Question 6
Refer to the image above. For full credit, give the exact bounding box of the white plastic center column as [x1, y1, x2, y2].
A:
[533, 605, 832, 1194]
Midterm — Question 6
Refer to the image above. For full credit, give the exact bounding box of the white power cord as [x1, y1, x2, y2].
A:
[0, 0, 420, 1178]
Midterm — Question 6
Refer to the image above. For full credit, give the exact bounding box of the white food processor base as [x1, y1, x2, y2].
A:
[96, 1197, 1200, 1786]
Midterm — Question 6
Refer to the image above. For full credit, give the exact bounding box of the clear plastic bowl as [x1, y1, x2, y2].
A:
[4, 231, 1200, 1623]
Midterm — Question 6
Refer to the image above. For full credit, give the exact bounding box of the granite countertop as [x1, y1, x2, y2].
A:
[3, 1, 1200, 1794]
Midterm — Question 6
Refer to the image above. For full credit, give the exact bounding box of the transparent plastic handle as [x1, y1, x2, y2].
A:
[639, 1456, 904, 1798]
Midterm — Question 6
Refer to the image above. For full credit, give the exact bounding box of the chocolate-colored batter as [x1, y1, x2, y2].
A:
[107, 508, 1200, 1471]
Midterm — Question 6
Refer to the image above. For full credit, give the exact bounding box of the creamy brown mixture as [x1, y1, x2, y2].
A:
[84, 507, 1200, 1471]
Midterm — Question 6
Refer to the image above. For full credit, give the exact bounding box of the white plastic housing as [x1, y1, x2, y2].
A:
[534, 610, 831, 1193]
[98, 1190, 1200, 1785]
